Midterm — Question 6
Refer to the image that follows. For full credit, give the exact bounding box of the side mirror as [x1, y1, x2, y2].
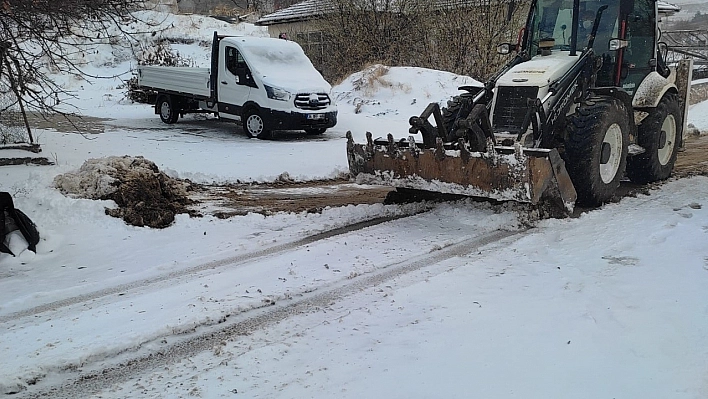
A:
[497, 43, 513, 55]
[608, 38, 629, 51]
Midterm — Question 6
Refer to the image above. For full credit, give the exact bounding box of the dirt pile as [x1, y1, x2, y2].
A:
[54, 156, 194, 228]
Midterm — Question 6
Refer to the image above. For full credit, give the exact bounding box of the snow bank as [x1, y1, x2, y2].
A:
[333, 64, 482, 120]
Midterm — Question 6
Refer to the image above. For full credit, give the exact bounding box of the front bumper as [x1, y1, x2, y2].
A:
[264, 109, 338, 131]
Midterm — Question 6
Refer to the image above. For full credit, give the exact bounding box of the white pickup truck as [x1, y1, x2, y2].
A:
[136, 33, 338, 139]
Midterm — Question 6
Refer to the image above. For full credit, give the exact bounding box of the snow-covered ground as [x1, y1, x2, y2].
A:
[1, 11, 708, 398]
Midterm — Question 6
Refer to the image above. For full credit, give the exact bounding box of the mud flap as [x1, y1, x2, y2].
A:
[346, 132, 577, 213]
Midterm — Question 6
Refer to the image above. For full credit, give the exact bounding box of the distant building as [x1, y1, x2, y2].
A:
[145, 0, 179, 13]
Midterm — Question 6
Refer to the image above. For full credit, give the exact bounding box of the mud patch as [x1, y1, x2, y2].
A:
[54, 156, 195, 228]
[27, 112, 108, 134]
[674, 130, 708, 178]
[190, 179, 394, 217]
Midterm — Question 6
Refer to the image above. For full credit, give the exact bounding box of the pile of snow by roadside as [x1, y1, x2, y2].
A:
[333, 64, 481, 125]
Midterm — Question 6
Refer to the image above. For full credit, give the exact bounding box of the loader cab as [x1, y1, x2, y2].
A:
[525, 0, 659, 96]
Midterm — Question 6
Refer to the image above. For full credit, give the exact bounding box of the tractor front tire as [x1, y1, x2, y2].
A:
[626, 93, 682, 183]
[565, 96, 629, 206]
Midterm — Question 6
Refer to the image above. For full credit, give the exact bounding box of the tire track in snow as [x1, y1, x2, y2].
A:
[0, 214, 417, 325]
[19, 228, 524, 399]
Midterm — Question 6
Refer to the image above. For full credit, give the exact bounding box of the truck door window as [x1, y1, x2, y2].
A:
[226, 47, 239, 75]
[225, 46, 256, 88]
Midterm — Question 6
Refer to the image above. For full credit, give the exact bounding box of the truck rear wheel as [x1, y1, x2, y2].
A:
[626, 93, 682, 183]
[157, 96, 179, 124]
[244, 108, 271, 139]
[565, 96, 629, 206]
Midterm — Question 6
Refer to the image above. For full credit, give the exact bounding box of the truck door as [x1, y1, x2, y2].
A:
[218, 43, 256, 118]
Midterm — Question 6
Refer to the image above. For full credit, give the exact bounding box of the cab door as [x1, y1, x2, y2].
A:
[217, 42, 256, 119]
[616, 0, 657, 95]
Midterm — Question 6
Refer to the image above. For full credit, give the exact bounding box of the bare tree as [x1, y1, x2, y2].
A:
[315, 0, 527, 83]
[418, 0, 528, 80]
[0, 0, 154, 146]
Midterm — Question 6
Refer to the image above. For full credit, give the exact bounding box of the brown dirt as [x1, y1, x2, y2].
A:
[26, 112, 107, 134]
[54, 156, 196, 228]
[39, 112, 708, 226]
[103, 162, 196, 228]
[189, 179, 394, 218]
[674, 131, 708, 178]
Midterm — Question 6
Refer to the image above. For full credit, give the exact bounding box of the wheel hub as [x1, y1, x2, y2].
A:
[657, 114, 676, 166]
[247, 115, 263, 135]
[160, 102, 171, 120]
[600, 142, 611, 164]
[600, 123, 623, 184]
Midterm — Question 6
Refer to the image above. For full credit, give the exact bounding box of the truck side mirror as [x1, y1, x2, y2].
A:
[497, 43, 513, 54]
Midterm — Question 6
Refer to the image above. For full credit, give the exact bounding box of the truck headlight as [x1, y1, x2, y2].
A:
[265, 85, 291, 101]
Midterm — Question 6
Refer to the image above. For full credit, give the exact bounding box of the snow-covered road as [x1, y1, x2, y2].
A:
[12, 177, 707, 399]
[1, 11, 708, 397]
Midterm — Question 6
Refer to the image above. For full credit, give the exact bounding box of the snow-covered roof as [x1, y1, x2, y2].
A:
[256, 0, 332, 26]
[256, 0, 499, 26]
[657, 0, 680, 16]
[257, 0, 682, 26]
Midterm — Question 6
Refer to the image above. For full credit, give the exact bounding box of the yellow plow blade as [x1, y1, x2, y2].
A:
[346, 132, 577, 212]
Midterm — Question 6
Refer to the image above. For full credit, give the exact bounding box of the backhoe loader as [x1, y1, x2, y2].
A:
[346, 0, 692, 212]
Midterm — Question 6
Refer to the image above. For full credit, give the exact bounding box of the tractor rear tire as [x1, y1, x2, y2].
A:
[626, 93, 682, 183]
[565, 96, 629, 206]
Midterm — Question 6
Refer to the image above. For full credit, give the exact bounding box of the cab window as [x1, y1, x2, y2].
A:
[225, 46, 256, 87]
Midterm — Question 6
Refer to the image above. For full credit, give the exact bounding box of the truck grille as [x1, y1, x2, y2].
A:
[492, 86, 539, 133]
[294, 93, 331, 110]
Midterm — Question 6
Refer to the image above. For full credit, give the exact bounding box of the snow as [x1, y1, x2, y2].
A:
[235, 37, 331, 93]
[1, 11, 708, 398]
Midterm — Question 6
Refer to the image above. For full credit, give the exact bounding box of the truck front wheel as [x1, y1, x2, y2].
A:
[157, 96, 179, 124]
[244, 108, 272, 139]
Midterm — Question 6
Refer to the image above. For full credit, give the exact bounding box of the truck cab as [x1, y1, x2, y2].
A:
[137, 34, 337, 139]
[213, 36, 338, 139]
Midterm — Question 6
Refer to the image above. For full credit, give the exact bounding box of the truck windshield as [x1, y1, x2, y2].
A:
[528, 0, 618, 54]
[238, 39, 323, 84]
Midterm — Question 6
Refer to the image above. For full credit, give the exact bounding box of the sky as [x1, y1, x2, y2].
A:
[1, 9, 708, 399]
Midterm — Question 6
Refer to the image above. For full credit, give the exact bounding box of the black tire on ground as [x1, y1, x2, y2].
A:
[305, 128, 327, 135]
[244, 108, 272, 139]
[564, 96, 629, 206]
[626, 92, 682, 183]
[157, 96, 179, 124]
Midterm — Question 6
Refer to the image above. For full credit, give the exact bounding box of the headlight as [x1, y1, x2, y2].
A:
[265, 85, 291, 101]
